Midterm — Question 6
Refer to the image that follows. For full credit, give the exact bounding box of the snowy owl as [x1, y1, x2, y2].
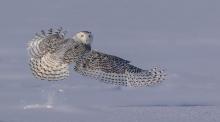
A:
[27, 28, 166, 87]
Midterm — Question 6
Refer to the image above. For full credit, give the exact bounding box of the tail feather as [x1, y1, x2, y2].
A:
[29, 54, 69, 81]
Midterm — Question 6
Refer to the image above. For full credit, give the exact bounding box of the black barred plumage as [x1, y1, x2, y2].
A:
[74, 50, 166, 87]
[27, 28, 88, 80]
[27, 28, 166, 87]
[27, 28, 66, 59]
[29, 53, 69, 81]
[63, 42, 91, 64]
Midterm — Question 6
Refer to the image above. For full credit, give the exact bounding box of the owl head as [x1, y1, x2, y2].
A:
[73, 31, 93, 45]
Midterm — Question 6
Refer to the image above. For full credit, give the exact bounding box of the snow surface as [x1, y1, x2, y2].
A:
[0, 0, 220, 122]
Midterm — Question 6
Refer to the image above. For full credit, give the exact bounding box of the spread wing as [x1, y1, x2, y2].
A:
[27, 28, 67, 59]
[27, 28, 71, 81]
[74, 50, 166, 87]
[29, 53, 69, 81]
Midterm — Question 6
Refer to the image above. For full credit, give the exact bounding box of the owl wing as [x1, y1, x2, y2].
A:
[74, 50, 166, 87]
[27, 28, 67, 58]
[28, 28, 71, 81]
[29, 53, 69, 81]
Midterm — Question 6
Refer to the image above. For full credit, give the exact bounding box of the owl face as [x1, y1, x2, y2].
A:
[73, 31, 93, 45]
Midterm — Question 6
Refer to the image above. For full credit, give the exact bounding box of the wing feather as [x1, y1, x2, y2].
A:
[29, 53, 69, 81]
[74, 50, 166, 87]
[27, 28, 66, 58]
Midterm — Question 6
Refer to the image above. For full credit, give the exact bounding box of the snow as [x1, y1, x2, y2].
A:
[0, 0, 220, 122]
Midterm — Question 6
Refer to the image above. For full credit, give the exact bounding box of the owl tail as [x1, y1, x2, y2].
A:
[29, 53, 69, 81]
[126, 67, 166, 87]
